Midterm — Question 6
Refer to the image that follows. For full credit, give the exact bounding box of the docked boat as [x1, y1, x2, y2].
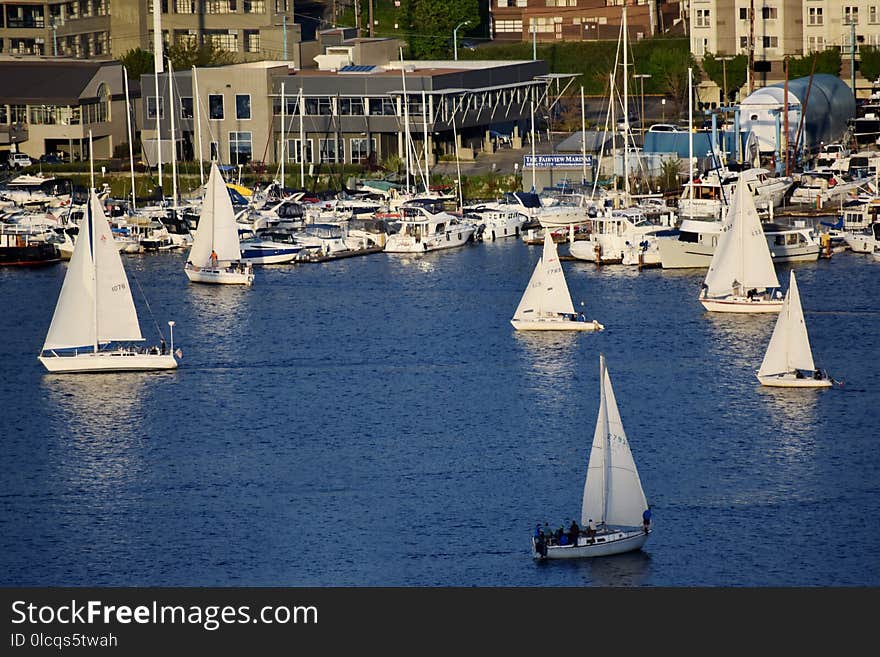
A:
[238, 229, 302, 264]
[511, 230, 603, 332]
[756, 270, 833, 388]
[0, 225, 61, 266]
[788, 170, 869, 207]
[383, 199, 475, 253]
[38, 190, 178, 373]
[184, 162, 254, 285]
[845, 223, 880, 254]
[678, 166, 793, 219]
[568, 207, 670, 265]
[699, 178, 784, 313]
[532, 354, 650, 560]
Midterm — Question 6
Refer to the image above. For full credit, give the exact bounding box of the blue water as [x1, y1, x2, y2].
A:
[1, 238, 878, 587]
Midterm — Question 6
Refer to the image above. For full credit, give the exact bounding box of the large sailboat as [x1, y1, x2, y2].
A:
[532, 354, 651, 560]
[38, 190, 178, 373]
[184, 162, 254, 285]
[511, 230, 604, 332]
[699, 178, 784, 313]
[756, 270, 833, 388]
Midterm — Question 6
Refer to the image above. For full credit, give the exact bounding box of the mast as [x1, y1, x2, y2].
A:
[530, 97, 536, 192]
[622, 3, 629, 201]
[600, 354, 610, 525]
[748, 0, 755, 94]
[193, 65, 204, 187]
[783, 57, 789, 177]
[168, 59, 178, 210]
[581, 86, 587, 186]
[688, 67, 694, 220]
[422, 89, 430, 191]
[299, 86, 305, 188]
[610, 73, 616, 195]
[89, 129, 98, 354]
[280, 81, 286, 192]
[400, 48, 412, 195]
[124, 66, 136, 211]
[152, 1, 164, 195]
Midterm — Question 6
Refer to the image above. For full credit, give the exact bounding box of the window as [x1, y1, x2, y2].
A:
[515, 0, 527, 6]
[287, 138, 313, 163]
[871, 6, 879, 24]
[339, 97, 365, 115]
[147, 96, 164, 120]
[350, 137, 376, 163]
[305, 97, 332, 115]
[229, 131, 252, 164]
[762, 36, 778, 49]
[205, 0, 236, 13]
[695, 9, 710, 28]
[245, 30, 260, 52]
[175, 0, 196, 12]
[808, 7, 823, 25]
[0, 106, 6, 124]
[761, 7, 777, 20]
[236, 94, 251, 120]
[739, 7, 748, 20]
[318, 138, 341, 163]
[208, 94, 224, 120]
[740, 36, 749, 50]
[497, 0, 509, 6]
[210, 141, 219, 161]
[180, 97, 194, 119]
[495, 20, 523, 32]
[243, 0, 265, 12]
[845, 6, 859, 25]
[368, 97, 396, 115]
[204, 30, 238, 51]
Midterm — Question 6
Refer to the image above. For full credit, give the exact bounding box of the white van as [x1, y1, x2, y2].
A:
[9, 153, 32, 168]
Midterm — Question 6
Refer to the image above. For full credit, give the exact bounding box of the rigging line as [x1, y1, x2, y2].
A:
[126, 263, 165, 342]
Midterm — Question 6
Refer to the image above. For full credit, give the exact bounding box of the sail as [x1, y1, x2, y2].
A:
[188, 162, 241, 266]
[758, 270, 815, 376]
[582, 355, 648, 528]
[513, 232, 576, 319]
[43, 192, 143, 351]
[703, 179, 779, 296]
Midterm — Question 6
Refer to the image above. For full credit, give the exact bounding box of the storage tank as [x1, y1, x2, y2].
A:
[738, 74, 855, 155]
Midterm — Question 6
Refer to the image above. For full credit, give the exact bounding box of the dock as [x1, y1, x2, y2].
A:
[296, 245, 385, 263]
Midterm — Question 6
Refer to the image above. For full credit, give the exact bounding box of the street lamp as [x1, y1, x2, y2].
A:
[633, 73, 651, 133]
[718, 55, 734, 106]
[453, 20, 470, 61]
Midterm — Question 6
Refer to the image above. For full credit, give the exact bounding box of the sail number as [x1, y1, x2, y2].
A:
[112, 283, 127, 292]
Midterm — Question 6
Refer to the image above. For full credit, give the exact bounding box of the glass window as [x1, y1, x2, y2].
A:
[236, 94, 251, 120]
[147, 96, 164, 120]
[351, 137, 376, 163]
[180, 96, 194, 119]
[209, 94, 224, 120]
[245, 30, 260, 52]
[318, 138, 341, 163]
[287, 138, 313, 163]
[368, 97, 396, 115]
[229, 131, 252, 164]
[339, 97, 365, 115]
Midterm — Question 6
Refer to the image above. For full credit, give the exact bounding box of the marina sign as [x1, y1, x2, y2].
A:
[523, 154, 594, 168]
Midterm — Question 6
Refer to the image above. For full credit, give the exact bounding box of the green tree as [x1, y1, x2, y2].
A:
[641, 46, 699, 117]
[858, 45, 880, 83]
[166, 41, 236, 69]
[405, 0, 479, 59]
[119, 48, 155, 78]
[787, 49, 841, 78]
[701, 53, 747, 102]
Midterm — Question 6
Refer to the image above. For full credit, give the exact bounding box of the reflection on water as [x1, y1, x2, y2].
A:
[755, 386, 820, 465]
[185, 282, 254, 368]
[514, 331, 581, 409]
[703, 312, 775, 373]
[541, 549, 652, 586]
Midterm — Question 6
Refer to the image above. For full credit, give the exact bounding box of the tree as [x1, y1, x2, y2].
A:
[120, 48, 155, 78]
[642, 47, 699, 117]
[166, 41, 236, 69]
[701, 53, 748, 102]
[787, 49, 841, 78]
[405, 0, 479, 59]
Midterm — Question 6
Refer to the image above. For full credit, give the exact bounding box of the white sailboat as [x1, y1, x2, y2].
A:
[38, 190, 178, 373]
[699, 177, 783, 313]
[756, 270, 833, 388]
[511, 231, 604, 332]
[532, 354, 650, 560]
[184, 162, 254, 285]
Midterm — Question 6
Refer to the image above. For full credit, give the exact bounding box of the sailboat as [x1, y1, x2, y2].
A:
[184, 162, 254, 285]
[699, 177, 783, 313]
[511, 231, 603, 331]
[38, 190, 178, 373]
[532, 354, 650, 560]
[756, 270, 833, 388]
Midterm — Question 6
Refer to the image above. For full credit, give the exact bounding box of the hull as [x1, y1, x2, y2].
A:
[700, 296, 783, 313]
[756, 372, 833, 388]
[384, 229, 474, 253]
[185, 263, 254, 285]
[511, 318, 604, 331]
[532, 530, 649, 560]
[660, 236, 819, 269]
[0, 242, 61, 266]
[39, 351, 178, 373]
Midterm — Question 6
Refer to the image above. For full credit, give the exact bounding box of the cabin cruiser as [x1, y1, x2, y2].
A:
[678, 167, 793, 219]
[384, 199, 475, 253]
[569, 206, 670, 265]
[789, 170, 871, 206]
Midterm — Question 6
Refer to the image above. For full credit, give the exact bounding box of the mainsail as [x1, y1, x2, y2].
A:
[758, 270, 816, 376]
[703, 178, 779, 297]
[512, 231, 576, 320]
[581, 354, 648, 528]
[42, 191, 143, 351]
[188, 162, 242, 266]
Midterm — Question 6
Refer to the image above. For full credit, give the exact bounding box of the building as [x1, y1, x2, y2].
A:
[689, 1, 880, 93]
[490, 0, 683, 43]
[0, 57, 131, 160]
[139, 32, 553, 174]
[0, 0, 304, 62]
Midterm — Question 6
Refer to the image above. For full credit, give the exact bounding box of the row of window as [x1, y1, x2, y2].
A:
[0, 102, 107, 125]
[219, 133, 377, 165]
[147, 94, 251, 121]
[148, 0, 279, 14]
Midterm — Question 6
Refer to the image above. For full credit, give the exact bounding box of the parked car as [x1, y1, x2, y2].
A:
[39, 152, 65, 164]
[647, 123, 682, 133]
[9, 153, 32, 168]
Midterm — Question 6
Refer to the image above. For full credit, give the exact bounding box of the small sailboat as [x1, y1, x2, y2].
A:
[184, 162, 254, 285]
[756, 270, 833, 388]
[532, 354, 650, 560]
[38, 190, 178, 373]
[699, 178, 783, 313]
[511, 230, 604, 331]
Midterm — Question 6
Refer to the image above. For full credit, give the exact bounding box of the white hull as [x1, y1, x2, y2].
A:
[845, 233, 879, 254]
[756, 372, 833, 388]
[660, 235, 819, 269]
[184, 263, 254, 285]
[39, 351, 177, 373]
[700, 296, 783, 313]
[511, 318, 604, 332]
[532, 529, 649, 560]
[384, 229, 474, 253]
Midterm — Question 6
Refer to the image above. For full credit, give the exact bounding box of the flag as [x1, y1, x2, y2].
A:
[175, 348, 183, 359]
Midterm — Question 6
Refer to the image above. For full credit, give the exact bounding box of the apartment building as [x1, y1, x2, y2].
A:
[0, 0, 301, 62]
[491, 0, 682, 43]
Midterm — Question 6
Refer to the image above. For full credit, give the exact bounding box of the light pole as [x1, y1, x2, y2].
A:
[453, 20, 470, 61]
[718, 55, 734, 105]
[634, 73, 651, 133]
